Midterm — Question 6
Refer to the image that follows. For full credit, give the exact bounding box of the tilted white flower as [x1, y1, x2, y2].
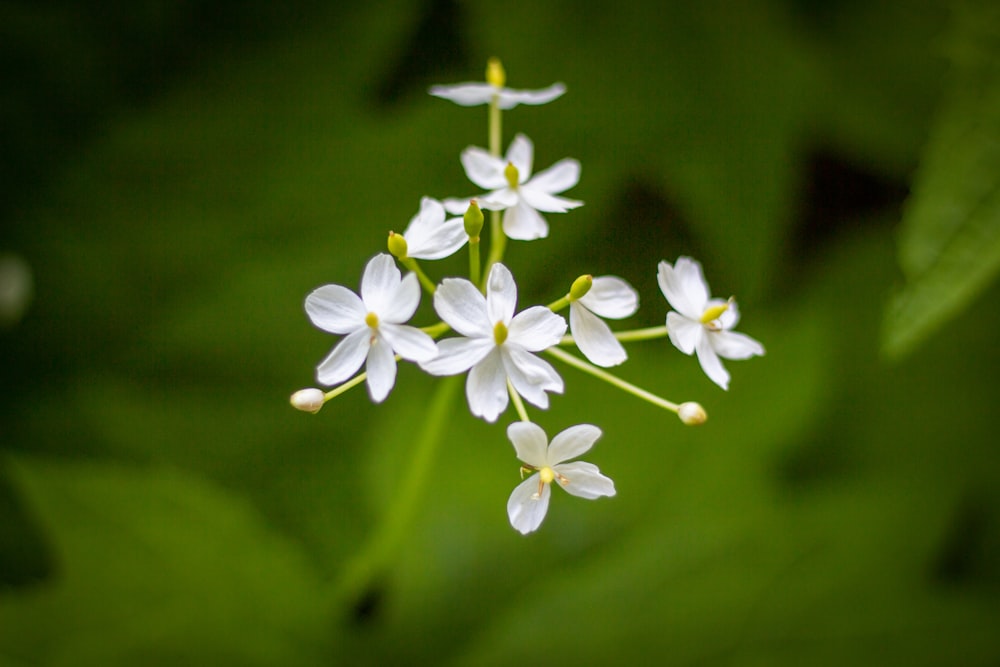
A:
[657, 257, 765, 390]
[419, 263, 566, 422]
[399, 197, 467, 260]
[443, 134, 582, 241]
[428, 58, 565, 110]
[570, 275, 639, 367]
[506, 421, 616, 535]
[305, 254, 437, 402]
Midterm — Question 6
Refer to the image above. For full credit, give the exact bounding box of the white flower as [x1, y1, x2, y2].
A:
[305, 254, 437, 402]
[570, 276, 639, 367]
[506, 422, 616, 535]
[429, 60, 565, 110]
[419, 263, 566, 422]
[443, 134, 582, 241]
[657, 257, 765, 390]
[399, 197, 467, 260]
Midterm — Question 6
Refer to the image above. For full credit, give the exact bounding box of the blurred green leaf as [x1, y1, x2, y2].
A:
[884, 0, 1000, 359]
[0, 458, 327, 666]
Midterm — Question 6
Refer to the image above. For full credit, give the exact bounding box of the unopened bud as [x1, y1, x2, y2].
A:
[290, 388, 326, 414]
[387, 231, 408, 259]
[677, 402, 707, 426]
[486, 57, 506, 88]
[569, 274, 593, 301]
[464, 200, 484, 239]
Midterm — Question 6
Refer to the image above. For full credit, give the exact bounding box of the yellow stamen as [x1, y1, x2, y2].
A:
[486, 57, 506, 88]
[504, 162, 520, 189]
[493, 321, 508, 345]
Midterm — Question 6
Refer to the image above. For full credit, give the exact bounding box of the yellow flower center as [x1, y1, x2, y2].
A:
[493, 321, 508, 345]
[539, 466, 555, 484]
[486, 57, 506, 88]
[365, 312, 379, 328]
[504, 162, 520, 189]
[699, 298, 733, 327]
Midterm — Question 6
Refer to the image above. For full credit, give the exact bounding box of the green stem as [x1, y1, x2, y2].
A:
[331, 375, 462, 611]
[544, 346, 680, 414]
[612, 325, 670, 342]
[402, 257, 437, 295]
[469, 238, 481, 286]
[507, 380, 530, 422]
[483, 95, 507, 282]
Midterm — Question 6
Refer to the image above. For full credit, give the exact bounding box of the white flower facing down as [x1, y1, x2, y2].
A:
[657, 257, 765, 390]
[443, 134, 582, 241]
[506, 421, 616, 535]
[420, 263, 566, 422]
[306, 254, 437, 402]
[399, 197, 467, 260]
[428, 80, 565, 110]
[570, 276, 639, 367]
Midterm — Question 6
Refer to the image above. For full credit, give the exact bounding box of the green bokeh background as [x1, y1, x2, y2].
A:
[2, 0, 999, 665]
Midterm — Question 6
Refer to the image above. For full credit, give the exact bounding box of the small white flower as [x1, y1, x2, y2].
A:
[443, 134, 582, 241]
[657, 257, 765, 390]
[419, 263, 566, 422]
[428, 59, 565, 110]
[570, 276, 639, 367]
[306, 254, 437, 402]
[400, 197, 468, 260]
[506, 422, 616, 535]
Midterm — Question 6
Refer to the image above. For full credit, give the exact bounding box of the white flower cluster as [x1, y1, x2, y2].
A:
[293, 59, 764, 535]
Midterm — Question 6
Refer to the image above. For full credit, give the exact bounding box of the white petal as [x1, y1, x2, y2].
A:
[507, 475, 551, 534]
[467, 348, 509, 422]
[719, 299, 741, 329]
[505, 134, 534, 179]
[428, 82, 496, 106]
[508, 306, 567, 351]
[710, 330, 765, 360]
[502, 200, 549, 240]
[379, 323, 438, 362]
[495, 82, 566, 109]
[547, 424, 602, 464]
[503, 347, 563, 409]
[305, 285, 365, 334]
[507, 421, 550, 467]
[578, 276, 639, 319]
[461, 146, 507, 190]
[365, 335, 397, 403]
[378, 271, 421, 324]
[553, 461, 616, 499]
[360, 254, 402, 315]
[667, 311, 702, 355]
[525, 158, 580, 194]
[407, 218, 468, 260]
[485, 263, 518, 325]
[571, 303, 627, 367]
[316, 328, 370, 386]
[419, 336, 493, 375]
[695, 336, 730, 390]
[433, 277, 491, 336]
[519, 187, 584, 213]
[401, 197, 444, 248]
[478, 189, 518, 210]
[657, 258, 709, 320]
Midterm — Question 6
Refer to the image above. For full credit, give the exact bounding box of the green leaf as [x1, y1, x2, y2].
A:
[0, 458, 327, 666]
[884, 0, 1000, 359]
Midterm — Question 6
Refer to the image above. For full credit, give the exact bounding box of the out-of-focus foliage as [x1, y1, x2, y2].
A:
[884, 0, 1000, 358]
[2, 0, 998, 665]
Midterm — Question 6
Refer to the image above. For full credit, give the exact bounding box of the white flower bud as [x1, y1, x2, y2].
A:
[677, 402, 707, 426]
[290, 388, 325, 414]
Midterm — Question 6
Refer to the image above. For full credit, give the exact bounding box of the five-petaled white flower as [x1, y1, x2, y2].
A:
[570, 275, 639, 367]
[657, 257, 765, 390]
[398, 197, 467, 260]
[306, 254, 438, 402]
[506, 421, 616, 535]
[428, 58, 565, 110]
[443, 134, 582, 241]
[420, 263, 566, 422]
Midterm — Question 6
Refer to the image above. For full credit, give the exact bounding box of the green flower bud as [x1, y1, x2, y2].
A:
[569, 274, 593, 301]
[464, 200, 484, 240]
[387, 231, 408, 259]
